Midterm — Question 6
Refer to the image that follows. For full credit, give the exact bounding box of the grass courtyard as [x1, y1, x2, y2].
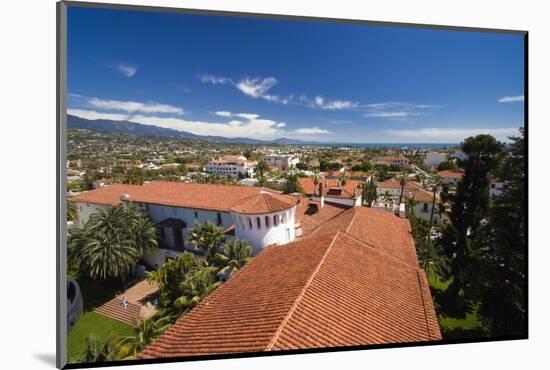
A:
[67, 277, 138, 362]
[67, 312, 134, 362]
[426, 267, 486, 338]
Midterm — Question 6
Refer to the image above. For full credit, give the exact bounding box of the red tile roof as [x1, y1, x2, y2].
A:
[139, 207, 440, 359]
[377, 178, 422, 190]
[72, 181, 263, 212]
[230, 192, 298, 215]
[437, 169, 464, 179]
[299, 178, 362, 198]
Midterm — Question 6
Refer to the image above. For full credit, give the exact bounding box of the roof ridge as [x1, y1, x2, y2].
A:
[308, 206, 356, 236]
[339, 232, 419, 270]
[265, 232, 341, 351]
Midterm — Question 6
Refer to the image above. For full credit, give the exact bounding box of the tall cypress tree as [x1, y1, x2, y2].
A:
[439, 134, 504, 313]
[474, 129, 526, 336]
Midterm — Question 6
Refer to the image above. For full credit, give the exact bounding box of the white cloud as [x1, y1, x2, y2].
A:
[214, 111, 233, 117]
[88, 97, 184, 115]
[293, 127, 333, 135]
[199, 74, 231, 85]
[498, 95, 524, 103]
[112, 63, 137, 77]
[385, 127, 522, 143]
[364, 102, 436, 119]
[236, 77, 278, 99]
[67, 109, 130, 121]
[299, 95, 359, 110]
[69, 109, 332, 141]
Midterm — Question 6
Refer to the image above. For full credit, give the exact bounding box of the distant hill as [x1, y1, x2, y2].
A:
[67, 114, 314, 145]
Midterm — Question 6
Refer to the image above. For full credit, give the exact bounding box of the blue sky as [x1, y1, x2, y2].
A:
[67, 6, 525, 143]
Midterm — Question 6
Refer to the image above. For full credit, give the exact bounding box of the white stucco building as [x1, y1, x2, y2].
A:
[265, 153, 300, 170]
[206, 155, 255, 178]
[71, 182, 299, 268]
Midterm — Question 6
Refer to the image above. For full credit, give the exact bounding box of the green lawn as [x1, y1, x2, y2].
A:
[426, 266, 486, 338]
[67, 312, 134, 362]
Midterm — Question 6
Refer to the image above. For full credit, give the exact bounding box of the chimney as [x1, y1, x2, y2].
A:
[319, 182, 324, 208]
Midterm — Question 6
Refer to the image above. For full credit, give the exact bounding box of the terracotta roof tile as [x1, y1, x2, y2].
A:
[231, 192, 298, 215]
[437, 169, 464, 179]
[140, 207, 440, 359]
[299, 178, 362, 198]
[72, 181, 263, 212]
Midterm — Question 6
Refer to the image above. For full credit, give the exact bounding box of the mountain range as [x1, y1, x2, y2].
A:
[67, 114, 313, 145]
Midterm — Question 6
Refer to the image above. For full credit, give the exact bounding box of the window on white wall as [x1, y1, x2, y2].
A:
[265, 216, 270, 228]
[256, 217, 261, 228]
[281, 212, 286, 223]
[248, 217, 253, 229]
[274, 214, 279, 227]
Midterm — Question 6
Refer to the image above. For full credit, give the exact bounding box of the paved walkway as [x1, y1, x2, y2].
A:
[95, 280, 159, 327]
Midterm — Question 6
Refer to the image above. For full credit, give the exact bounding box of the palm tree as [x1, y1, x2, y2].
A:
[122, 168, 143, 185]
[405, 196, 419, 219]
[212, 239, 253, 279]
[78, 333, 120, 363]
[429, 176, 442, 226]
[77, 206, 140, 281]
[173, 267, 221, 311]
[283, 171, 301, 194]
[67, 198, 77, 222]
[339, 170, 346, 186]
[416, 237, 449, 278]
[311, 169, 320, 193]
[118, 315, 173, 358]
[398, 172, 407, 205]
[255, 160, 268, 186]
[187, 221, 225, 260]
[130, 215, 159, 258]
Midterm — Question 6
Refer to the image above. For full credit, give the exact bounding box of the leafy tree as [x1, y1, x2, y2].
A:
[173, 267, 221, 311]
[438, 134, 504, 313]
[147, 252, 203, 307]
[78, 333, 120, 363]
[118, 315, 174, 358]
[295, 162, 309, 170]
[311, 169, 321, 191]
[255, 160, 268, 186]
[362, 175, 378, 207]
[472, 129, 526, 336]
[437, 160, 457, 171]
[187, 221, 225, 261]
[212, 239, 253, 279]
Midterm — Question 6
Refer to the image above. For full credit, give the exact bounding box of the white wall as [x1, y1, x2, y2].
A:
[74, 202, 111, 228]
[232, 206, 296, 255]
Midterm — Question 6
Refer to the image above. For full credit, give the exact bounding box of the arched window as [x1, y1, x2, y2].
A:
[248, 217, 253, 229]
[256, 217, 261, 229]
[265, 215, 270, 228]
[273, 214, 279, 227]
[281, 212, 286, 223]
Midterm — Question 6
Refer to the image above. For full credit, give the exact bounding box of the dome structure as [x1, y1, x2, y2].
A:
[230, 191, 298, 254]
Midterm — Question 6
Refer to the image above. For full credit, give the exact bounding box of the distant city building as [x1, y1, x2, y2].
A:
[424, 152, 447, 167]
[206, 155, 255, 178]
[373, 156, 410, 167]
[265, 153, 300, 169]
[92, 178, 112, 189]
[437, 169, 464, 185]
